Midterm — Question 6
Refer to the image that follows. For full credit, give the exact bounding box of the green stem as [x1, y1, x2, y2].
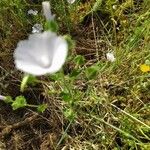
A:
[20, 74, 30, 92]
[26, 104, 38, 108]
[56, 120, 73, 148]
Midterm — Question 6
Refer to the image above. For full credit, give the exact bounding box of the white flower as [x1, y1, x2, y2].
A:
[14, 31, 68, 76]
[67, 0, 76, 4]
[106, 52, 116, 62]
[42, 1, 54, 21]
[28, 9, 38, 15]
[32, 23, 43, 33]
[0, 95, 6, 100]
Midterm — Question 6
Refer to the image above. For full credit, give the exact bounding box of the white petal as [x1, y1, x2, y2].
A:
[15, 60, 52, 76]
[42, 1, 54, 20]
[0, 95, 6, 100]
[45, 37, 68, 73]
[28, 9, 38, 15]
[106, 52, 116, 62]
[32, 24, 43, 33]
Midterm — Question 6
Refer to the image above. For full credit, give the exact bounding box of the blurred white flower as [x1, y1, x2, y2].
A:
[0, 95, 6, 100]
[42, 1, 54, 21]
[28, 9, 38, 15]
[67, 0, 76, 4]
[106, 52, 116, 62]
[32, 23, 43, 33]
[14, 31, 68, 76]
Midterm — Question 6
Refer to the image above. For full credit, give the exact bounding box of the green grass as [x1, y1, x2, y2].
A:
[0, 0, 150, 149]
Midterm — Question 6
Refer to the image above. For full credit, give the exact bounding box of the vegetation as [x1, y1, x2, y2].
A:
[0, 0, 150, 149]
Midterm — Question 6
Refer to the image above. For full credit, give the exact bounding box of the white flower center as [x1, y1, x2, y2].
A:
[40, 55, 52, 68]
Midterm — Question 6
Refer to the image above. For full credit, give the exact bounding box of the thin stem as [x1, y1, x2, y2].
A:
[88, 114, 141, 143]
[20, 74, 30, 92]
[91, 12, 99, 61]
[56, 120, 73, 148]
[27, 104, 38, 108]
[111, 104, 150, 130]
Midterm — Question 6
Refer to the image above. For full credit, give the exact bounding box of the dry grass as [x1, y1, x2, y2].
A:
[0, 0, 150, 149]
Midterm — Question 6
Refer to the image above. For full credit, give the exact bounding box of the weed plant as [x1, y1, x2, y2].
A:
[0, 0, 150, 149]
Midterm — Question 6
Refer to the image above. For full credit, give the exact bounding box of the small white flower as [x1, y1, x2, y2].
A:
[67, 0, 76, 4]
[32, 23, 43, 33]
[106, 52, 116, 62]
[0, 95, 6, 100]
[14, 31, 68, 76]
[42, 1, 54, 21]
[28, 9, 38, 15]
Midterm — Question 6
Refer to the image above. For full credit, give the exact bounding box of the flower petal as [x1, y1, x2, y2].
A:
[140, 64, 150, 72]
[46, 36, 68, 73]
[106, 52, 116, 62]
[15, 59, 52, 75]
[42, 1, 54, 21]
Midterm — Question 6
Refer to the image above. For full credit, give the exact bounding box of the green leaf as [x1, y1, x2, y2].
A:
[49, 72, 63, 81]
[4, 96, 13, 103]
[85, 65, 99, 80]
[27, 75, 37, 86]
[64, 35, 75, 50]
[74, 55, 85, 65]
[92, 0, 102, 12]
[70, 69, 81, 78]
[37, 104, 48, 113]
[145, 59, 150, 65]
[12, 96, 27, 110]
[45, 20, 58, 32]
[60, 91, 71, 102]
